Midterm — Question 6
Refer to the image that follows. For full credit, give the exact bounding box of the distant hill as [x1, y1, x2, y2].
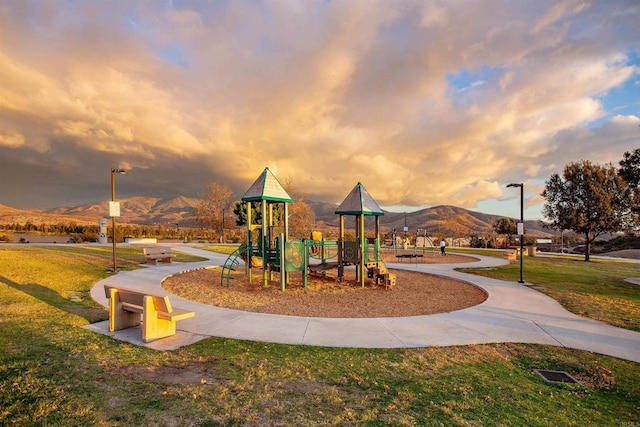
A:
[0, 198, 553, 236]
[47, 196, 201, 226]
[0, 203, 97, 225]
[312, 203, 553, 237]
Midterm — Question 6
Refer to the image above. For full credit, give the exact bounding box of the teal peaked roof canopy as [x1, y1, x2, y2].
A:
[335, 182, 384, 216]
[241, 167, 293, 203]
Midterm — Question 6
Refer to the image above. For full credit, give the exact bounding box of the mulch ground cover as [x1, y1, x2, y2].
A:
[163, 252, 488, 318]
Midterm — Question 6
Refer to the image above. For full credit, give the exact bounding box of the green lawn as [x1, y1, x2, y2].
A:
[458, 252, 640, 332]
[0, 246, 639, 426]
[199, 244, 240, 255]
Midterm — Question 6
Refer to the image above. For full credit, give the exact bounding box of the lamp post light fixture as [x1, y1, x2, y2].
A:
[110, 168, 127, 273]
[507, 182, 525, 284]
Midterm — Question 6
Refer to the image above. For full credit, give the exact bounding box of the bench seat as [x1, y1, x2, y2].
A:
[143, 247, 174, 264]
[104, 285, 194, 342]
[504, 248, 521, 260]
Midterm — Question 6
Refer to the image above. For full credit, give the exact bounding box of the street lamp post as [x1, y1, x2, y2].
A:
[221, 208, 225, 244]
[110, 168, 127, 273]
[507, 183, 524, 284]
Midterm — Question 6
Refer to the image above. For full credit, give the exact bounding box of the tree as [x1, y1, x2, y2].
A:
[280, 178, 316, 237]
[192, 182, 233, 243]
[233, 178, 316, 237]
[619, 148, 640, 188]
[288, 198, 315, 236]
[233, 201, 262, 226]
[619, 148, 640, 231]
[232, 199, 289, 228]
[541, 160, 632, 261]
[493, 217, 517, 248]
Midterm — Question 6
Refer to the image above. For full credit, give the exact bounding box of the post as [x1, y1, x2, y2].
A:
[338, 214, 344, 282]
[110, 168, 126, 273]
[359, 213, 365, 288]
[518, 185, 524, 283]
[284, 202, 289, 284]
[392, 228, 396, 253]
[111, 171, 116, 273]
[246, 202, 252, 283]
[507, 183, 525, 284]
[262, 199, 268, 288]
[279, 233, 286, 291]
[221, 209, 224, 243]
[375, 216, 380, 263]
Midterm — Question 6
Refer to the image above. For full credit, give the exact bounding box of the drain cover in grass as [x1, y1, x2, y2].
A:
[534, 369, 579, 384]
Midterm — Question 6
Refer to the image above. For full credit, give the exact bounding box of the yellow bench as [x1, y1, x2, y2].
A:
[504, 248, 521, 260]
[143, 246, 174, 264]
[104, 285, 195, 342]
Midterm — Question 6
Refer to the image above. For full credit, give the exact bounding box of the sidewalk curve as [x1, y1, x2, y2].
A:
[88, 245, 640, 362]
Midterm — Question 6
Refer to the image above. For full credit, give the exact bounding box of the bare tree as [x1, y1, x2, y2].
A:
[289, 200, 316, 237]
[193, 182, 233, 243]
[279, 178, 316, 237]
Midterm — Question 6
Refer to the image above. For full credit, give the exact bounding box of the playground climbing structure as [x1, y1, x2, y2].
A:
[221, 169, 392, 290]
[334, 182, 387, 287]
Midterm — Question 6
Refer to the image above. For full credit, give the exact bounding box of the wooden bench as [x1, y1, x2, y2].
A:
[143, 246, 174, 264]
[104, 285, 195, 342]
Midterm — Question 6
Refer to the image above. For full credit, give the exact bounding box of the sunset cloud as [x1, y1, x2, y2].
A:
[0, 0, 638, 219]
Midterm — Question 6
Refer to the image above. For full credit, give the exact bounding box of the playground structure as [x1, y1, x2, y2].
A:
[390, 227, 438, 253]
[415, 228, 437, 254]
[221, 168, 394, 290]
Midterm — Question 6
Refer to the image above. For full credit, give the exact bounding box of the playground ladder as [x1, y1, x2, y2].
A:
[220, 246, 247, 287]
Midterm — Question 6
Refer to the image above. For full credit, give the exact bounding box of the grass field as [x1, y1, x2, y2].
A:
[458, 251, 640, 332]
[1, 245, 639, 426]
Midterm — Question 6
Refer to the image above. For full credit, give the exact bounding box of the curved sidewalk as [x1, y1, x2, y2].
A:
[88, 245, 640, 363]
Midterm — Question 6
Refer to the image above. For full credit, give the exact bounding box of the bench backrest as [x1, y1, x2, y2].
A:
[143, 247, 171, 256]
[104, 285, 172, 313]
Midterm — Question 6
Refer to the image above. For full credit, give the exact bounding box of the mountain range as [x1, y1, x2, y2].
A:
[0, 196, 553, 237]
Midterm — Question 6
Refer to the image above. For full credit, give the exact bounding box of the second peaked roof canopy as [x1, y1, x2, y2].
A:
[335, 182, 384, 216]
[241, 167, 293, 203]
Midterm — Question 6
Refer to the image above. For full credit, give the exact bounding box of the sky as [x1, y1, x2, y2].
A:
[0, 0, 639, 220]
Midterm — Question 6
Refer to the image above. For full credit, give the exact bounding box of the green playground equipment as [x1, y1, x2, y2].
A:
[240, 167, 292, 290]
[221, 169, 388, 290]
[334, 182, 385, 287]
[220, 245, 246, 287]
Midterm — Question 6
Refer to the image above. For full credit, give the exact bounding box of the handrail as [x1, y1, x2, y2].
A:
[220, 246, 247, 287]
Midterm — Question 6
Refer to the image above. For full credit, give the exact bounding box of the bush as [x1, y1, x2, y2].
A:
[601, 235, 640, 251]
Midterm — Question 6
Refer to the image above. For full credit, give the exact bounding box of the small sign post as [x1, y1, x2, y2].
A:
[110, 167, 127, 273]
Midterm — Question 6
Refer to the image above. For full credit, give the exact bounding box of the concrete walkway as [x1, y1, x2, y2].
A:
[88, 245, 640, 363]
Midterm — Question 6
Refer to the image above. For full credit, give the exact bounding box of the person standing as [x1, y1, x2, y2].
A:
[440, 239, 446, 256]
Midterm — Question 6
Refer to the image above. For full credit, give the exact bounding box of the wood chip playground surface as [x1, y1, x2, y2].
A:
[162, 252, 487, 318]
